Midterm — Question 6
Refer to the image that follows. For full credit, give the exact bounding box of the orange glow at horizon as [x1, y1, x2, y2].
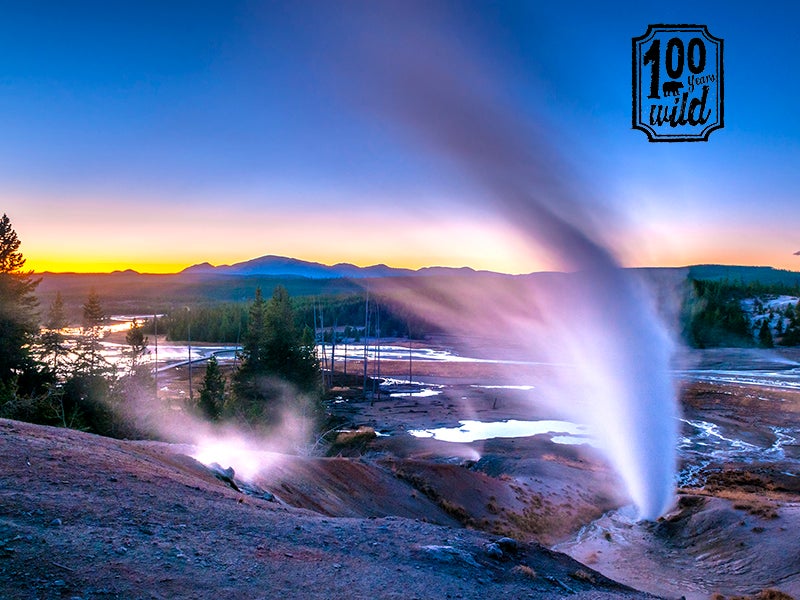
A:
[19, 208, 548, 275]
[11, 190, 800, 276]
[629, 227, 798, 272]
[25, 242, 542, 275]
[26, 240, 800, 275]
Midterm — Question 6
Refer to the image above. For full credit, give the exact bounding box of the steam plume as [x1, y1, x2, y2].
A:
[324, 3, 679, 519]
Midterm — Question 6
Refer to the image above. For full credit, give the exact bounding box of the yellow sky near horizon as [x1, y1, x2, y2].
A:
[19, 210, 548, 275]
[11, 190, 800, 275]
[22, 228, 800, 275]
[18, 216, 800, 274]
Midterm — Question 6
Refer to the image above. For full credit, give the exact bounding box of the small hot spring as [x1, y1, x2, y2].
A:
[408, 419, 597, 446]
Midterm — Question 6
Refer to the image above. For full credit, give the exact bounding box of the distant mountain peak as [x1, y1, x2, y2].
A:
[111, 268, 140, 275]
[179, 255, 451, 279]
[180, 262, 219, 274]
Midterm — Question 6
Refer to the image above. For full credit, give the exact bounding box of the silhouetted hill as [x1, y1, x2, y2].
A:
[34, 272, 360, 320]
[181, 255, 417, 279]
[181, 256, 800, 285]
[179, 255, 504, 279]
[34, 259, 800, 323]
[686, 264, 800, 286]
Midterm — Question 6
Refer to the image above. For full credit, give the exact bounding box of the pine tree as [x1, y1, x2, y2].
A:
[0, 214, 42, 397]
[114, 319, 154, 438]
[263, 285, 297, 376]
[77, 289, 107, 376]
[758, 320, 774, 348]
[781, 303, 800, 346]
[41, 292, 68, 375]
[297, 324, 321, 391]
[240, 288, 268, 372]
[0, 213, 27, 273]
[232, 286, 321, 426]
[125, 319, 149, 372]
[198, 355, 225, 420]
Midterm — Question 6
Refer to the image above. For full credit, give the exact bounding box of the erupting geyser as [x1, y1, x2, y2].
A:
[329, 2, 679, 519]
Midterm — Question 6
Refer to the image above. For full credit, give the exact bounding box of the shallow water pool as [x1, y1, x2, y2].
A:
[408, 419, 596, 445]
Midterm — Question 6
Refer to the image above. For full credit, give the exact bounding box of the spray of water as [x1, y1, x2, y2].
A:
[322, 3, 679, 519]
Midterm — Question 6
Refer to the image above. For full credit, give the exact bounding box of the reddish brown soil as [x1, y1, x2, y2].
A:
[0, 419, 652, 600]
[3, 343, 799, 600]
[557, 379, 800, 600]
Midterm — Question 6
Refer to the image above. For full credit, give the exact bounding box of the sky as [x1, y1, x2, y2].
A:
[2, 1, 798, 274]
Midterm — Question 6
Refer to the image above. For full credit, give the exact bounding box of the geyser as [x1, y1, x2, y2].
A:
[325, 3, 679, 519]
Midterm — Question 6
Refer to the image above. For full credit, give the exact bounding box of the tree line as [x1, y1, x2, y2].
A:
[157, 304, 248, 343]
[682, 278, 800, 348]
[0, 214, 323, 439]
[155, 293, 433, 345]
[5, 209, 800, 440]
[0, 212, 149, 435]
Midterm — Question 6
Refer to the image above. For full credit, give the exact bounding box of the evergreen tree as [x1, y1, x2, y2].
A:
[0, 214, 42, 398]
[240, 288, 268, 372]
[76, 289, 108, 376]
[162, 304, 247, 344]
[125, 319, 149, 372]
[780, 303, 800, 346]
[262, 285, 299, 377]
[198, 355, 225, 420]
[0, 213, 27, 273]
[41, 292, 68, 376]
[265, 286, 319, 391]
[758, 320, 774, 348]
[232, 286, 321, 426]
[100, 320, 154, 438]
[682, 279, 756, 347]
[60, 373, 116, 435]
[298, 325, 321, 387]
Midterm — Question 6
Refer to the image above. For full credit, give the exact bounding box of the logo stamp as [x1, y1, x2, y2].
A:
[632, 24, 724, 142]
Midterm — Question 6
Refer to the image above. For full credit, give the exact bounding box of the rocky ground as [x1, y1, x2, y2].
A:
[0, 419, 651, 600]
[1, 345, 799, 600]
[325, 377, 800, 600]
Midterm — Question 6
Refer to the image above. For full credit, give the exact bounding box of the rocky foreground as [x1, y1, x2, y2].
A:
[3, 352, 800, 600]
[0, 418, 654, 600]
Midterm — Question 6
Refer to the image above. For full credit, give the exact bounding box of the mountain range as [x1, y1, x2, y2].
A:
[180, 255, 483, 279]
[34, 255, 800, 317]
[179, 255, 800, 284]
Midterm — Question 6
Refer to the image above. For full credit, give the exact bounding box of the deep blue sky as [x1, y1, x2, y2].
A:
[2, 1, 798, 272]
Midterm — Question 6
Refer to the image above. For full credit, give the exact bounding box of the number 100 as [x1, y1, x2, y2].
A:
[642, 37, 707, 99]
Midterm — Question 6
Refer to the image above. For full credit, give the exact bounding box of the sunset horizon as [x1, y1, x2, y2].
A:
[3, 4, 800, 598]
[5, 3, 798, 283]
[23, 251, 800, 276]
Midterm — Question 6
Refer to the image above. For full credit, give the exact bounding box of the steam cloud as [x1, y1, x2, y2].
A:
[323, 3, 679, 519]
[115, 374, 317, 483]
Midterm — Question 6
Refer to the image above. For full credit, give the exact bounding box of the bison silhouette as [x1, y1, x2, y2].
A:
[662, 81, 684, 96]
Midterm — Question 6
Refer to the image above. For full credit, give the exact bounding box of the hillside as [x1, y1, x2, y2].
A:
[686, 265, 800, 286]
[0, 419, 651, 600]
[32, 261, 800, 335]
[181, 255, 418, 279]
